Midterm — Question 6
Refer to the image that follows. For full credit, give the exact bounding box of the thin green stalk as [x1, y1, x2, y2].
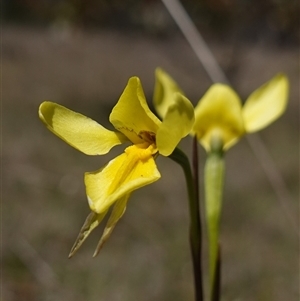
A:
[169, 147, 203, 301]
[204, 138, 224, 300]
[212, 244, 221, 301]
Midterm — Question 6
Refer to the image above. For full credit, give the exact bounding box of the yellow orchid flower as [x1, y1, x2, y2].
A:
[154, 68, 289, 150]
[154, 68, 289, 296]
[193, 74, 289, 151]
[193, 74, 289, 294]
[39, 76, 194, 257]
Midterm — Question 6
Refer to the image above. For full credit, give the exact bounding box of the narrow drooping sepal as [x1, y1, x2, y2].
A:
[39, 102, 128, 155]
[69, 211, 107, 258]
[93, 194, 130, 257]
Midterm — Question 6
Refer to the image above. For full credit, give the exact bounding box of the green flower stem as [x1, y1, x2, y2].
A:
[204, 140, 224, 300]
[212, 245, 221, 301]
[169, 147, 203, 301]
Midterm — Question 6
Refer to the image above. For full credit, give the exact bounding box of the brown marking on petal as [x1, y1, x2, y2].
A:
[138, 131, 156, 144]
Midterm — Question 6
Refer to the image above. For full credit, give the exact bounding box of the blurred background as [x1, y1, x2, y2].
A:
[3, 0, 299, 300]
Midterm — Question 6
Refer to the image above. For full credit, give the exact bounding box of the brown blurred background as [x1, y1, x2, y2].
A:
[3, 1, 299, 300]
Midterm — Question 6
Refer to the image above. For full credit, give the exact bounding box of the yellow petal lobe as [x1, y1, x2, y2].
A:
[153, 68, 184, 119]
[109, 77, 161, 144]
[193, 84, 245, 151]
[85, 143, 160, 214]
[39, 101, 128, 155]
[156, 93, 195, 156]
[242, 74, 289, 133]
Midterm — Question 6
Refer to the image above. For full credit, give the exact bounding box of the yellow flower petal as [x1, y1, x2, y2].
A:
[193, 84, 244, 151]
[68, 211, 107, 258]
[156, 93, 195, 156]
[85, 144, 160, 214]
[153, 68, 184, 119]
[109, 77, 161, 144]
[242, 74, 289, 133]
[193, 84, 245, 151]
[93, 194, 130, 257]
[39, 101, 128, 155]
